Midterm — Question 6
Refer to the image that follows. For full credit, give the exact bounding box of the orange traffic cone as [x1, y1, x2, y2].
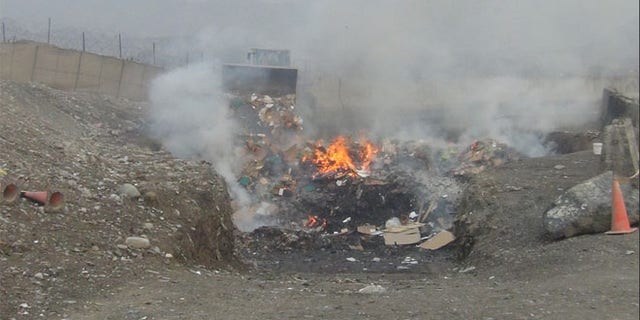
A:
[605, 178, 638, 235]
[21, 191, 49, 205]
[1, 183, 19, 204]
[48, 192, 64, 211]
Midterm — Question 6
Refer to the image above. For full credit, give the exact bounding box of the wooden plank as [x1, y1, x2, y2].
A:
[623, 118, 639, 174]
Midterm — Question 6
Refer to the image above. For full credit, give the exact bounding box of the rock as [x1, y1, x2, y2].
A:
[143, 222, 154, 230]
[119, 183, 141, 198]
[34, 272, 44, 280]
[554, 165, 566, 170]
[125, 236, 151, 249]
[143, 191, 158, 204]
[79, 187, 93, 198]
[358, 284, 387, 294]
[543, 171, 639, 239]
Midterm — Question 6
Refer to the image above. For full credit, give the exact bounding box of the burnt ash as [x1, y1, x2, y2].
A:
[290, 173, 420, 232]
[239, 225, 457, 274]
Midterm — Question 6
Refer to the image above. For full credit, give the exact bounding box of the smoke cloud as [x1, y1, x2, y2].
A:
[148, 63, 259, 229]
[137, 0, 638, 230]
[281, 0, 639, 155]
[145, 0, 638, 155]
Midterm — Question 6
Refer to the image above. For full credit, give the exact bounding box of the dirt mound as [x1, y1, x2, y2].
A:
[454, 149, 637, 271]
[0, 80, 237, 316]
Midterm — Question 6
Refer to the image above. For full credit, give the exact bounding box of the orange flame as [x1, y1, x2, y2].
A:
[305, 136, 379, 178]
[306, 215, 327, 229]
[308, 215, 318, 227]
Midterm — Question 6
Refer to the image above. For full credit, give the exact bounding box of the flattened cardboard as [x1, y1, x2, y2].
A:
[419, 230, 455, 250]
[357, 224, 378, 235]
[385, 222, 425, 233]
[384, 228, 421, 245]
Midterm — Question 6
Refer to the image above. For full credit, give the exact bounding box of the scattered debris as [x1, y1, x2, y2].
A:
[357, 224, 380, 235]
[419, 230, 455, 250]
[458, 266, 476, 273]
[452, 139, 520, 176]
[358, 284, 387, 294]
[401, 256, 419, 265]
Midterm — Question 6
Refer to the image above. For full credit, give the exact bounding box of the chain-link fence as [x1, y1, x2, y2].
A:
[0, 18, 202, 69]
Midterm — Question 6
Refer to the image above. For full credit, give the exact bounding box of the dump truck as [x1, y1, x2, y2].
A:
[222, 48, 298, 96]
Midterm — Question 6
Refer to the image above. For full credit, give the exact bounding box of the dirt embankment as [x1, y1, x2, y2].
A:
[0, 81, 237, 317]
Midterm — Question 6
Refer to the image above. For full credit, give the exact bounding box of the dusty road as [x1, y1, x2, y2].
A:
[64, 233, 638, 320]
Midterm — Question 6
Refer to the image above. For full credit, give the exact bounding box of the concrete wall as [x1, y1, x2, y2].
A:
[601, 88, 639, 129]
[0, 41, 163, 101]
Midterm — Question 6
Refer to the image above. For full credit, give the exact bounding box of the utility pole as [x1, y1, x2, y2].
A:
[2, 22, 5, 43]
[47, 18, 51, 44]
[82, 32, 85, 51]
[152, 42, 156, 65]
[118, 33, 122, 58]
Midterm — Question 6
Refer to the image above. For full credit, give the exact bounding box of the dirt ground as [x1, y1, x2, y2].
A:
[1, 81, 638, 319]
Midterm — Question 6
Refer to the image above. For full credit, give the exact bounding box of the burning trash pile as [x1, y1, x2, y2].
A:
[451, 139, 521, 177]
[227, 93, 523, 250]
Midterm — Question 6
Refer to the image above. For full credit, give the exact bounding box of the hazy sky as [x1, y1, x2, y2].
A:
[0, 0, 304, 37]
[2, 0, 637, 72]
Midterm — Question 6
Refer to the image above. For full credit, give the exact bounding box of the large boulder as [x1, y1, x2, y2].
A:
[543, 171, 639, 239]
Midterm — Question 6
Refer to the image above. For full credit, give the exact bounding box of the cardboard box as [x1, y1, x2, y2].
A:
[383, 223, 424, 245]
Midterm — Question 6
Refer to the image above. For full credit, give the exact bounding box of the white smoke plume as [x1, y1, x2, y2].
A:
[148, 63, 261, 230]
[140, 0, 637, 231]
[5, 0, 637, 148]
[285, 0, 638, 156]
